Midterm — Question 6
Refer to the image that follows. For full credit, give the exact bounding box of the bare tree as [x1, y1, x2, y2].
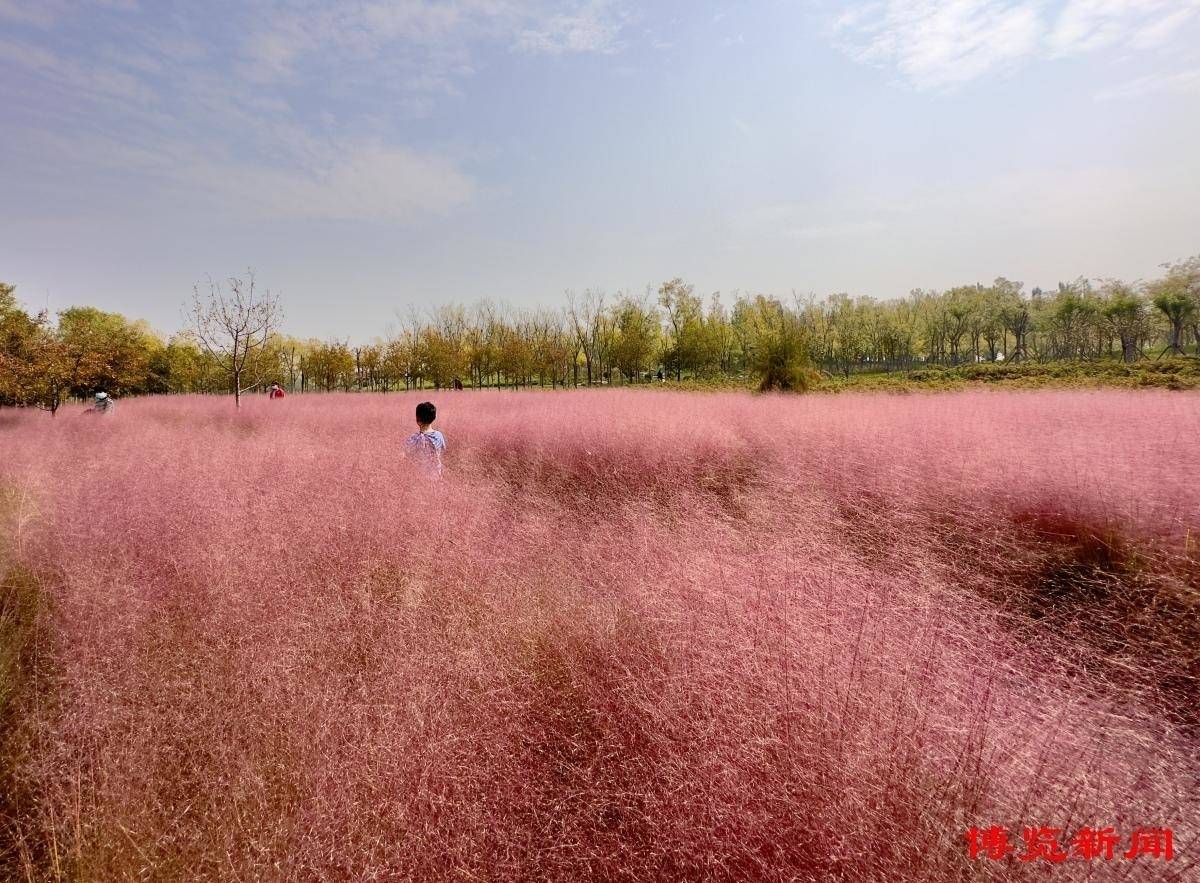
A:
[187, 270, 281, 408]
[567, 288, 609, 385]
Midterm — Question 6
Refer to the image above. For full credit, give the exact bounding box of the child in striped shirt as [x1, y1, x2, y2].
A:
[405, 401, 446, 478]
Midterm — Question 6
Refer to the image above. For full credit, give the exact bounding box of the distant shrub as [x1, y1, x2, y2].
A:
[738, 295, 816, 393]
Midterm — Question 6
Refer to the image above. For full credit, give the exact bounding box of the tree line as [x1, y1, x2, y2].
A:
[2, 256, 1198, 411]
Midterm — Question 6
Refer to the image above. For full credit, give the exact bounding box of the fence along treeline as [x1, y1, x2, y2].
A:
[2, 257, 1198, 408]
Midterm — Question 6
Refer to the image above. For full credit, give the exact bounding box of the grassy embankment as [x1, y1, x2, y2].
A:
[822, 358, 1200, 392]
[655, 357, 1200, 393]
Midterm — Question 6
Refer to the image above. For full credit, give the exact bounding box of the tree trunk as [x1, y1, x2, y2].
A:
[1158, 322, 1186, 358]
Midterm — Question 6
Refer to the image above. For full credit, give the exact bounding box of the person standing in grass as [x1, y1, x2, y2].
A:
[87, 391, 115, 415]
[268, 382, 286, 399]
[405, 401, 447, 478]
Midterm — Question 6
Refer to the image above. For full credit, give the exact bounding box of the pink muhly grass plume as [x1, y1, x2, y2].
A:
[0, 388, 1196, 881]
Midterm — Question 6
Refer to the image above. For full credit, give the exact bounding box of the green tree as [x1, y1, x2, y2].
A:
[743, 296, 813, 392]
[1098, 281, 1151, 363]
[1149, 258, 1199, 357]
[610, 297, 660, 382]
[1043, 279, 1100, 360]
[658, 277, 704, 380]
[0, 283, 39, 404]
[706, 293, 737, 374]
[155, 333, 223, 393]
[993, 278, 1028, 362]
[944, 287, 977, 365]
[57, 307, 159, 397]
[1, 312, 80, 416]
[826, 293, 870, 377]
[302, 341, 356, 391]
[423, 305, 470, 389]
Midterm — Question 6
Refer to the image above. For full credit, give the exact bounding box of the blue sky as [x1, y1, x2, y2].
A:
[2, 0, 1198, 339]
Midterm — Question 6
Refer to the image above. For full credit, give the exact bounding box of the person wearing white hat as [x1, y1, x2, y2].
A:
[92, 391, 115, 415]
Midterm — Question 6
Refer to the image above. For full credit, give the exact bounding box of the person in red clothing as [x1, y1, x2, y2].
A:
[268, 382, 286, 399]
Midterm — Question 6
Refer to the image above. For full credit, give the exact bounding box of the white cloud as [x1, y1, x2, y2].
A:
[833, 0, 1044, 89]
[0, 0, 636, 225]
[241, 2, 478, 81]
[0, 0, 68, 26]
[242, 0, 630, 82]
[189, 144, 476, 221]
[0, 0, 496, 224]
[1049, 0, 1200, 55]
[14, 128, 476, 222]
[357, 0, 521, 42]
[0, 0, 137, 26]
[1094, 66, 1200, 99]
[830, 0, 1200, 89]
[0, 39, 58, 68]
[0, 37, 157, 104]
[513, 1, 628, 55]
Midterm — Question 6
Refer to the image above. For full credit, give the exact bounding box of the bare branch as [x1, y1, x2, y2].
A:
[184, 268, 282, 407]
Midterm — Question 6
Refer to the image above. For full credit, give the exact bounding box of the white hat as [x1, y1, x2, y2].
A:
[95, 392, 108, 399]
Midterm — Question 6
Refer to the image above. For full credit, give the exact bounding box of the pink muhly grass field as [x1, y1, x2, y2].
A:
[0, 389, 1197, 881]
